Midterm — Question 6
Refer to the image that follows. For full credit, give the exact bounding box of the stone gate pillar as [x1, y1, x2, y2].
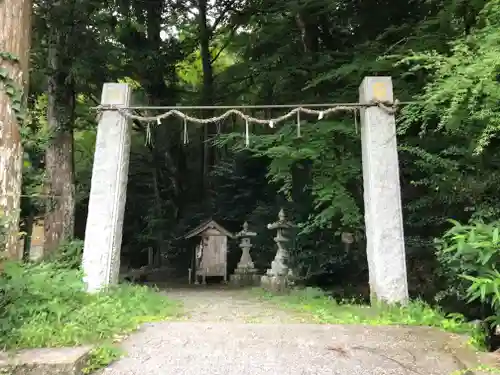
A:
[82, 83, 131, 292]
[359, 76, 408, 304]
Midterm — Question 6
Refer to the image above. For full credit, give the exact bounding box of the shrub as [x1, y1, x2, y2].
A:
[0, 260, 180, 349]
[82, 344, 123, 374]
[256, 287, 484, 348]
[46, 239, 84, 269]
[435, 220, 500, 307]
[435, 219, 500, 346]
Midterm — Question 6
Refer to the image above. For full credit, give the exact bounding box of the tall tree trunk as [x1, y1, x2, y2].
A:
[295, 11, 320, 55]
[151, 155, 164, 266]
[0, 0, 32, 260]
[198, 0, 216, 196]
[146, 127, 168, 267]
[44, 20, 76, 254]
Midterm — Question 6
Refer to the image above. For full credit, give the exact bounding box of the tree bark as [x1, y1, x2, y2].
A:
[198, 0, 216, 195]
[295, 11, 319, 55]
[0, 0, 33, 260]
[43, 13, 76, 254]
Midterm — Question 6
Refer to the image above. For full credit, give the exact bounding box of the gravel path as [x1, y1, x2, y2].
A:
[100, 287, 496, 375]
[164, 286, 310, 323]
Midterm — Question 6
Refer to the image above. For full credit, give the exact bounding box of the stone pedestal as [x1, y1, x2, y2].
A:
[260, 275, 291, 294]
[230, 272, 261, 287]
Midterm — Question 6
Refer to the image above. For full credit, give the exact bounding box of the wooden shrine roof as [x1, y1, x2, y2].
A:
[184, 219, 235, 239]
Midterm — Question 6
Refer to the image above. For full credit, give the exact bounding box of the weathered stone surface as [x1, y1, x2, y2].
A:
[261, 211, 296, 293]
[229, 273, 260, 287]
[82, 83, 132, 293]
[0, 346, 92, 375]
[260, 275, 291, 293]
[230, 222, 259, 286]
[234, 222, 256, 269]
[265, 209, 293, 278]
[359, 76, 408, 305]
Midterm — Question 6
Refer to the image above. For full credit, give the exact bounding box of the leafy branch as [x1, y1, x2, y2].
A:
[0, 51, 26, 124]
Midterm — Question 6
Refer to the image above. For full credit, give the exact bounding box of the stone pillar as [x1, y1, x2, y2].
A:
[261, 209, 294, 293]
[82, 83, 132, 292]
[359, 76, 408, 304]
[230, 222, 260, 287]
[29, 219, 45, 261]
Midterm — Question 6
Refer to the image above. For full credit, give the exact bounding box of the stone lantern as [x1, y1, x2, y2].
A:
[229, 222, 260, 287]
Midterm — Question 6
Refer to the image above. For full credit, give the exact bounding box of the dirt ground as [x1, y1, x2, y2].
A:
[100, 286, 500, 375]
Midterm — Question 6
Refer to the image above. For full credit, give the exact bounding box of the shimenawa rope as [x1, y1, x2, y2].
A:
[94, 99, 400, 145]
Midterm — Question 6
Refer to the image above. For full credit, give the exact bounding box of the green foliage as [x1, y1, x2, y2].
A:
[0, 52, 26, 124]
[451, 365, 500, 375]
[436, 219, 500, 325]
[0, 209, 7, 254]
[45, 239, 84, 269]
[15, 0, 500, 332]
[18, 93, 55, 223]
[256, 287, 485, 349]
[0, 261, 181, 349]
[465, 271, 500, 322]
[177, 43, 237, 89]
[82, 344, 123, 374]
[74, 130, 97, 205]
[217, 118, 363, 235]
[436, 220, 500, 282]
[398, 0, 500, 154]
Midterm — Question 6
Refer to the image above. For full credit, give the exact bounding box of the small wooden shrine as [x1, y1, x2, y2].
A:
[185, 219, 234, 284]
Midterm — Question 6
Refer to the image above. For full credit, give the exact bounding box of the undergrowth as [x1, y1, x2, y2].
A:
[82, 344, 124, 374]
[254, 287, 486, 349]
[0, 260, 181, 350]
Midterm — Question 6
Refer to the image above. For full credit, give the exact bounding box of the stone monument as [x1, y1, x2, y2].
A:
[230, 222, 260, 287]
[261, 209, 294, 293]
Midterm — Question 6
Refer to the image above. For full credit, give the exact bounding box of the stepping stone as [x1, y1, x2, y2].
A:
[0, 346, 92, 375]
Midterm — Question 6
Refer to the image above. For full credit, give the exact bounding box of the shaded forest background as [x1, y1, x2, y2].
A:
[4, 0, 500, 323]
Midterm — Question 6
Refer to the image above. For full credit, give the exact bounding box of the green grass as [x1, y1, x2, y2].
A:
[253, 287, 485, 348]
[450, 365, 500, 375]
[0, 261, 182, 350]
[82, 344, 124, 374]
